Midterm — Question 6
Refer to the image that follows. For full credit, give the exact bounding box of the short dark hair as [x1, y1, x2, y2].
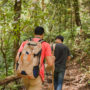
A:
[34, 26, 44, 35]
[55, 35, 64, 42]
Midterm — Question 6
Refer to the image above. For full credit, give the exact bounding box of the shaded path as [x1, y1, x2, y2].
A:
[42, 62, 90, 90]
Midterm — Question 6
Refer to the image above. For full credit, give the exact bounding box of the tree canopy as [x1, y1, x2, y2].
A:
[0, 0, 90, 89]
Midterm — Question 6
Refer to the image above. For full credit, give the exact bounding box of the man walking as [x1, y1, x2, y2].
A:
[54, 35, 71, 90]
[16, 26, 55, 90]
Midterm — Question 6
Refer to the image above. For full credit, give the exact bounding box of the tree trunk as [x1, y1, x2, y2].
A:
[73, 0, 82, 27]
[64, 0, 67, 31]
[0, 14, 8, 76]
[0, 38, 8, 76]
[13, 0, 22, 66]
[42, 0, 45, 10]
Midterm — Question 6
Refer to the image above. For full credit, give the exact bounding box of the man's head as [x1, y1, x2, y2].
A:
[55, 35, 64, 43]
[34, 26, 44, 39]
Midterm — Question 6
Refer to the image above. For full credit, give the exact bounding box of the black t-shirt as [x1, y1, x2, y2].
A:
[54, 43, 70, 72]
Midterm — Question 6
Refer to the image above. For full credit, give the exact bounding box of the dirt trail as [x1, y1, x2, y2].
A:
[42, 62, 90, 90]
[20, 60, 90, 90]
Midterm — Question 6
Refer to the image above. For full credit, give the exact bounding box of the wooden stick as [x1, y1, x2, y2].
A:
[0, 75, 21, 86]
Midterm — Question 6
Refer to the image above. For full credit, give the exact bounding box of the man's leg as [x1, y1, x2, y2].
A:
[57, 71, 65, 90]
[54, 71, 58, 90]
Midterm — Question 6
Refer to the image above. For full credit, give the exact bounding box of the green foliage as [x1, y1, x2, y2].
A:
[0, 0, 89, 89]
[88, 80, 90, 84]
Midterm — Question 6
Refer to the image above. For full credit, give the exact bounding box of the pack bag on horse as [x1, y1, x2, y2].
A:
[15, 38, 44, 79]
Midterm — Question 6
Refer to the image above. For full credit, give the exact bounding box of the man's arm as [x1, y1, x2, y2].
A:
[67, 56, 71, 60]
[67, 47, 71, 60]
[16, 52, 20, 62]
[46, 56, 55, 66]
[16, 40, 28, 61]
[45, 43, 55, 66]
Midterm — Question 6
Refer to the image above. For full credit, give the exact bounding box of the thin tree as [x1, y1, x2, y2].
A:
[13, 0, 22, 66]
[73, 0, 82, 27]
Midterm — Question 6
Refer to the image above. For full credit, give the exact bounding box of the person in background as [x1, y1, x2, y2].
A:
[54, 35, 71, 90]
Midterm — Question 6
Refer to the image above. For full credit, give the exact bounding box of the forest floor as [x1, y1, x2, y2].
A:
[1, 56, 89, 90]
[42, 58, 90, 90]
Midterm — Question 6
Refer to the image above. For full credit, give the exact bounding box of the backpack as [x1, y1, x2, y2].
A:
[15, 39, 44, 79]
